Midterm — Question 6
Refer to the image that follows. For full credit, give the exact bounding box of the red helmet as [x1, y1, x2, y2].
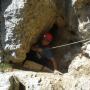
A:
[43, 32, 53, 42]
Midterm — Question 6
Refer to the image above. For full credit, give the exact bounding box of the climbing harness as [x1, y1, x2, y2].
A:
[50, 38, 90, 49]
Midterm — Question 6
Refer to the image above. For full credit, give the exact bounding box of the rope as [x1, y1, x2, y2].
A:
[50, 38, 90, 49]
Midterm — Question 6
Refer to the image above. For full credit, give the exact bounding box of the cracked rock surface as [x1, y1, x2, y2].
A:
[0, 0, 90, 90]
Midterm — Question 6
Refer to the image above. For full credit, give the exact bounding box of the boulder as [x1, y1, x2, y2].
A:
[2, 0, 56, 63]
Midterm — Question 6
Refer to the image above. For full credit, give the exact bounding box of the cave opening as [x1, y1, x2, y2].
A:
[0, 0, 85, 74]
[24, 21, 82, 73]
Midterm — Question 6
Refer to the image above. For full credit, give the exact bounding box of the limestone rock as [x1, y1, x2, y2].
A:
[75, 0, 90, 9]
[68, 55, 90, 76]
[0, 58, 90, 90]
[2, 0, 56, 63]
[0, 0, 90, 89]
[74, 0, 90, 39]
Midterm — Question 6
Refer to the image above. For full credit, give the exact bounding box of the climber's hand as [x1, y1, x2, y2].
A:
[31, 46, 43, 52]
[37, 48, 43, 52]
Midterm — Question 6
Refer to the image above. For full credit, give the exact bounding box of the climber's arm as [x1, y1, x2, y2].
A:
[31, 45, 43, 52]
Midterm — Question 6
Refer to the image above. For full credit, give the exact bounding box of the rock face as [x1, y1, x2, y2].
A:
[0, 0, 70, 64]
[1, 0, 56, 63]
[0, 0, 90, 90]
[0, 0, 90, 89]
[1, 0, 89, 65]
[0, 54, 90, 90]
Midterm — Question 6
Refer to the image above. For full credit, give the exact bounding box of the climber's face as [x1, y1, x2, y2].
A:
[42, 39, 50, 46]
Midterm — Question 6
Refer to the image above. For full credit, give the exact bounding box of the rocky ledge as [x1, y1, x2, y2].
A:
[0, 53, 90, 90]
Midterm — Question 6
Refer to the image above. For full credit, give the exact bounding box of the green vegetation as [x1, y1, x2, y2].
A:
[0, 62, 13, 72]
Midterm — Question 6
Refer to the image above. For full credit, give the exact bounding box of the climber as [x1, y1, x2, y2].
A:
[23, 32, 57, 70]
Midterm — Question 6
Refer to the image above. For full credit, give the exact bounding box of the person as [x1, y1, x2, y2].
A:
[23, 32, 57, 70]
